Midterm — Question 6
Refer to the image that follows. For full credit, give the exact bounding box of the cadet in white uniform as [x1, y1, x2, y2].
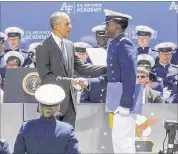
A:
[136, 25, 158, 60]
[92, 25, 108, 49]
[4, 27, 28, 59]
[4, 51, 24, 68]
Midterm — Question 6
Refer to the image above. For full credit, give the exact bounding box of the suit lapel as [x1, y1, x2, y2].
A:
[48, 35, 68, 75]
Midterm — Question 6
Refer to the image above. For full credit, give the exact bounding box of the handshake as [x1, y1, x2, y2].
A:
[71, 78, 89, 90]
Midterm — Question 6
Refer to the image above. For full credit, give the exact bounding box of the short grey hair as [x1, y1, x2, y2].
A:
[49, 12, 69, 29]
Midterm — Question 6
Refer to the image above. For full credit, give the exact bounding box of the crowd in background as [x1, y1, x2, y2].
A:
[0, 25, 177, 104]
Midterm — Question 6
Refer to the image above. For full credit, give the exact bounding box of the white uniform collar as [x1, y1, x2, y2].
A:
[10, 47, 20, 51]
[159, 61, 170, 68]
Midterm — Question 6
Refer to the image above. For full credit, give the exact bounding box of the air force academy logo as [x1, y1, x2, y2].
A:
[60, 2, 74, 14]
[169, 2, 178, 13]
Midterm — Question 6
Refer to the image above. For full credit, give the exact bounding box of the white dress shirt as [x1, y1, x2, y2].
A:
[51, 32, 68, 64]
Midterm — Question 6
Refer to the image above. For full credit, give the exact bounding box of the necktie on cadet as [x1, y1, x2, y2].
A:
[60, 40, 68, 69]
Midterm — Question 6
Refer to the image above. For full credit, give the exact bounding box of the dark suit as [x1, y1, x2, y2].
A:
[145, 87, 163, 103]
[36, 35, 106, 127]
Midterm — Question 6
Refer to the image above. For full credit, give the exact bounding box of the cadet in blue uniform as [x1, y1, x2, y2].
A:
[0, 138, 11, 154]
[74, 42, 106, 103]
[103, 9, 137, 153]
[4, 51, 24, 68]
[22, 42, 40, 68]
[136, 25, 158, 60]
[4, 27, 28, 59]
[13, 84, 81, 154]
[0, 32, 7, 68]
[92, 25, 108, 49]
[152, 42, 177, 90]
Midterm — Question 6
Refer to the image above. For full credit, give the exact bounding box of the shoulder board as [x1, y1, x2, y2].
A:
[20, 49, 28, 53]
[120, 37, 133, 44]
[172, 64, 178, 68]
[4, 49, 10, 53]
[120, 37, 126, 41]
[151, 48, 158, 52]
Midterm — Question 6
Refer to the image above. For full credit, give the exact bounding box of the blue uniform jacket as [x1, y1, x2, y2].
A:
[0, 138, 11, 154]
[90, 33, 137, 109]
[13, 116, 80, 154]
[0, 53, 6, 68]
[137, 47, 158, 60]
[170, 83, 178, 103]
[4, 48, 28, 59]
[152, 63, 177, 89]
[75, 61, 107, 103]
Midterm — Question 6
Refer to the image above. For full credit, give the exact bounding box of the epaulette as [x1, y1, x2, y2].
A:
[120, 37, 127, 41]
[172, 64, 178, 68]
[151, 48, 159, 52]
[120, 37, 133, 45]
[4, 49, 10, 53]
[20, 49, 28, 53]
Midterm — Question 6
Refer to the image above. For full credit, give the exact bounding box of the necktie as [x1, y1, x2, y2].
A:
[60, 40, 68, 69]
